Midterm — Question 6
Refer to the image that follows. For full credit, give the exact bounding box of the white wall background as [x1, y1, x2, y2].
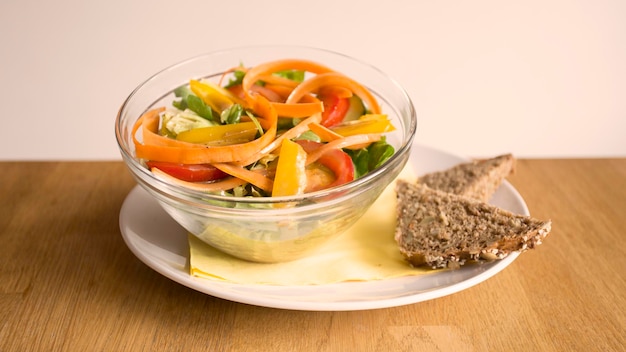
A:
[1, 0, 624, 160]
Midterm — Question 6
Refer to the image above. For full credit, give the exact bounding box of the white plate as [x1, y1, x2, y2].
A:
[119, 144, 528, 311]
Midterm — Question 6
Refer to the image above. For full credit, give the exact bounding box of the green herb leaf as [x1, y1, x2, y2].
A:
[224, 69, 246, 88]
[172, 86, 192, 110]
[220, 104, 244, 124]
[277, 118, 301, 130]
[186, 95, 214, 121]
[274, 70, 305, 82]
[245, 111, 264, 136]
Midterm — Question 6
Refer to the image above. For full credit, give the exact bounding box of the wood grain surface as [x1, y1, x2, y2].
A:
[1, 159, 624, 351]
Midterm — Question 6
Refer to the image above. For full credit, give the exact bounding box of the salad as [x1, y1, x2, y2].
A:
[132, 59, 396, 198]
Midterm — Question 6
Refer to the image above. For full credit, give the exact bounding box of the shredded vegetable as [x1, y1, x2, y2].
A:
[285, 72, 381, 114]
[131, 58, 397, 197]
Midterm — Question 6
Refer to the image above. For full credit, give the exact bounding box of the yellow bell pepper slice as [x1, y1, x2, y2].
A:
[330, 114, 396, 137]
[272, 139, 307, 197]
[189, 79, 237, 114]
[176, 122, 258, 145]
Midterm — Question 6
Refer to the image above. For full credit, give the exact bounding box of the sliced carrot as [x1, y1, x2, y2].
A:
[263, 84, 296, 100]
[242, 59, 333, 118]
[265, 84, 320, 106]
[235, 112, 322, 166]
[286, 72, 381, 114]
[317, 85, 353, 99]
[305, 133, 383, 165]
[271, 101, 323, 118]
[212, 163, 273, 193]
[132, 106, 165, 144]
[242, 60, 334, 101]
[151, 167, 248, 192]
[239, 83, 321, 113]
[255, 74, 300, 88]
[308, 122, 343, 142]
[250, 85, 284, 102]
[133, 96, 277, 164]
[308, 122, 372, 150]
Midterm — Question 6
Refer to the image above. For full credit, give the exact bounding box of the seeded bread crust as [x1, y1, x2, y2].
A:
[418, 154, 515, 202]
[395, 181, 551, 269]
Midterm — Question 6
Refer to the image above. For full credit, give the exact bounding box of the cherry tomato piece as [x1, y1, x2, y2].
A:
[146, 161, 228, 182]
[320, 94, 350, 127]
[296, 140, 355, 191]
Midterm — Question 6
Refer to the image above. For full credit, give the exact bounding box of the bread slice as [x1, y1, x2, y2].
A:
[394, 181, 551, 269]
[418, 154, 515, 202]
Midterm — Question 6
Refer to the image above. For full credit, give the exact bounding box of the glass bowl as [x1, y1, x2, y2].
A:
[115, 45, 417, 263]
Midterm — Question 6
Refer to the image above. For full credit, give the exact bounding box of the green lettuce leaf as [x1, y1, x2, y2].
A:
[346, 138, 395, 178]
[367, 139, 395, 170]
[348, 149, 370, 179]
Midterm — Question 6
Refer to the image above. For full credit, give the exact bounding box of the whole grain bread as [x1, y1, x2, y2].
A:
[418, 154, 515, 202]
[394, 181, 551, 269]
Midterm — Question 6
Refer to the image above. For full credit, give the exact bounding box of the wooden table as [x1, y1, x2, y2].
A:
[1, 159, 625, 351]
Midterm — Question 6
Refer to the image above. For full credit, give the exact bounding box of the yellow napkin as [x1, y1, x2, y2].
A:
[189, 164, 432, 285]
